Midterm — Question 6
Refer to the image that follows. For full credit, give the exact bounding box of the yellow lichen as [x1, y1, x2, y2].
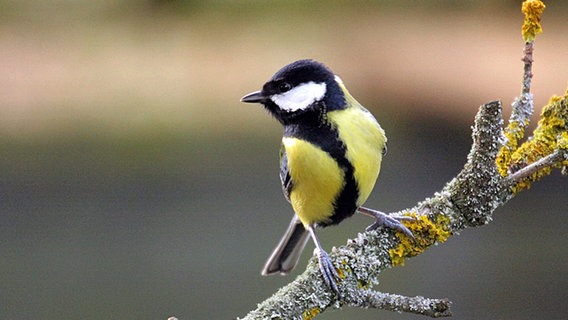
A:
[357, 279, 368, 289]
[558, 131, 568, 150]
[507, 90, 568, 193]
[302, 307, 321, 320]
[389, 213, 451, 266]
[521, 0, 546, 42]
[337, 261, 348, 280]
[496, 120, 529, 177]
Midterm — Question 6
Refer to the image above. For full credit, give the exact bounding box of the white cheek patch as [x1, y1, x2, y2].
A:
[270, 82, 327, 112]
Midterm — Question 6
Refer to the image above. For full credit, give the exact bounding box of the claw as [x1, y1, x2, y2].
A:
[358, 207, 415, 241]
[315, 248, 340, 294]
[307, 225, 341, 295]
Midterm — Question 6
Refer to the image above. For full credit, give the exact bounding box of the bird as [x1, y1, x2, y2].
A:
[240, 59, 413, 293]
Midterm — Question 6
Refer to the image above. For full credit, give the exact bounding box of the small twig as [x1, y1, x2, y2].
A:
[507, 35, 535, 128]
[506, 149, 564, 183]
[345, 290, 452, 318]
[521, 41, 534, 96]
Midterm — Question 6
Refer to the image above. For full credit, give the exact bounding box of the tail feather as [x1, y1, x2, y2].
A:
[261, 215, 309, 275]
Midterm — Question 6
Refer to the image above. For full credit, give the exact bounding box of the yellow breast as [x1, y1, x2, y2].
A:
[282, 78, 386, 227]
[328, 106, 385, 206]
[282, 137, 345, 226]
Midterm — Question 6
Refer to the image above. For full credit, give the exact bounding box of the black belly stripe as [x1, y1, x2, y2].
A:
[283, 116, 359, 227]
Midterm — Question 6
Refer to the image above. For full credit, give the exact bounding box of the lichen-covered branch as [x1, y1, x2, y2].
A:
[344, 290, 452, 318]
[500, 92, 568, 193]
[506, 148, 566, 183]
[239, 1, 567, 319]
[495, 0, 544, 177]
[495, 0, 567, 195]
[388, 100, 504, 267]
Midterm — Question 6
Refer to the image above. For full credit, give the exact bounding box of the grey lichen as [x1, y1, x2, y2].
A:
[445, 101, 505, 227]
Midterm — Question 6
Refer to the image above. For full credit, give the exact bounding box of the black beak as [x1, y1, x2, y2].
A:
[240, 90, 266, 103]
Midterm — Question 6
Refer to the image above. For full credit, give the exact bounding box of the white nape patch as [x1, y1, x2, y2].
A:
[334, 75, 343, 85]
[270, 82, 327, 112]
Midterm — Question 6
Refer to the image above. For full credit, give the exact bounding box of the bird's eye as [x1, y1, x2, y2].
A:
[278, 82, 291, 93]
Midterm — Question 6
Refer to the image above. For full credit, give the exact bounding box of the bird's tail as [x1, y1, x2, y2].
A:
[261, 215, 309, 275]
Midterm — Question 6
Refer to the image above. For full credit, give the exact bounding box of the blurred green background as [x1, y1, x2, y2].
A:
[1, 1, 567, 319]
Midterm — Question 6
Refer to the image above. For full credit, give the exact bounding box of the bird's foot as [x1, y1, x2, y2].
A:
[358, 207, 415, 240]
[314, 247, 340, 294]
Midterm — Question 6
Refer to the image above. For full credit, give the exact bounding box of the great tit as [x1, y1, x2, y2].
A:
[241, 59, 413, 293]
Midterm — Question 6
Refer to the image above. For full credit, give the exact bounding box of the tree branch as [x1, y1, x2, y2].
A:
[506, 149, 565, 183]
[344, 290, 452, 318]
[239, 1, 567, 319]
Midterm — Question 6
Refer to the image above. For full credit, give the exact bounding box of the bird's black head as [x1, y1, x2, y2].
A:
[241, 59, 346, 125]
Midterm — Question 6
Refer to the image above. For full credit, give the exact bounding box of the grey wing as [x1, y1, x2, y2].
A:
[279, 145, 293, 202]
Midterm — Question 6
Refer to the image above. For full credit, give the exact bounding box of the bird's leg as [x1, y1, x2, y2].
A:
[307, 225, 340, 294]
[358, 207, 415, 240]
